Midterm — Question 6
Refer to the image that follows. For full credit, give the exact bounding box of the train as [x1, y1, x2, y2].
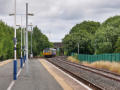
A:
[43, 48, 56, 57]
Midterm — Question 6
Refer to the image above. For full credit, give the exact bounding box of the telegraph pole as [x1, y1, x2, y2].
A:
[30, 24, 33, 58]
[24, 28, 26, 62]
[20, 16, 23, 68]
[78, 43, 79, 55]
[25, 3, 34, 74]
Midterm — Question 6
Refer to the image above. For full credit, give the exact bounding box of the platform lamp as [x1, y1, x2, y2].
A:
[9, 0, 17, 80]
[16, 24, 23, 68]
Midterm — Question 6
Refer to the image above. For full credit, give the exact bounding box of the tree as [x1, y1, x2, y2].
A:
[63, 21, 100, 55]
[94, 16, 120, 54]
[31, 26, 53, 56]
[0, 21, 14, 60]
[63, 15, 120, 55]
[0, 21, 52, 60]
[70, 21, 100, 34]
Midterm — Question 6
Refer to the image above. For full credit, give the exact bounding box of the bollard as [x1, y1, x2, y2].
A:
[13, 60, 17, 80]
[20, 57, 23, 68]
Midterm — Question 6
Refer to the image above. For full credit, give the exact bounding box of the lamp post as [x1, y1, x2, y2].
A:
[78, 43, 79, 55]
[9, 2, 34, 79]
[31, 26, 33, 58]
[9, 0, 17, 80]
[16, 17, 23, 68]
[28, 24, 33, 59]
[16, 24, 23, 68]
[13, 0, 17, 80]
[77, 43, 79, 59]
[23, 28, 26, 62]
[20, 16, 23, 68]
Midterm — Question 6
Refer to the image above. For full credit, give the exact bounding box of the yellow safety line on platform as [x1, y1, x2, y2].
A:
[39, 59, 73, 90]
[0, 59, 13, 67]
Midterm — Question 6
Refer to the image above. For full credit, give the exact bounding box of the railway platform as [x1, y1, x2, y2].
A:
[0, 60, 20, 90]
[0, 59, 90, 90]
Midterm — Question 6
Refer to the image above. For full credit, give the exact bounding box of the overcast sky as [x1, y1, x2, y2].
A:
[1, 0, 120, 42]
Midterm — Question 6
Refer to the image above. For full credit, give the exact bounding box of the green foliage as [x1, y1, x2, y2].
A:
[70, 21, 100, 34]
[63, 21, 100, 55]
[94, 16, 120, 54]
[115, 37, 120, 53]
[0, 21, 52, 60]
[0, 21, 14, 60]
[29, 26, 52, 56]
[63, 15, 120, 55]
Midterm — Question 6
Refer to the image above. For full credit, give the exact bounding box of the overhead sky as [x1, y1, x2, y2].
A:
[1, 0, 120, 42]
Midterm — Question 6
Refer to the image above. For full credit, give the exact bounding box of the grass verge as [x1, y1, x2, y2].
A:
[67, 56, 80, 63]
[67, 56, 120, 74]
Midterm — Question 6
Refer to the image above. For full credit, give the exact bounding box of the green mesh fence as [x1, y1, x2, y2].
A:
[71, 53, 120, 63]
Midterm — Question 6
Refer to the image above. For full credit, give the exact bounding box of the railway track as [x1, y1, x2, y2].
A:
[47, 56, 120, 90]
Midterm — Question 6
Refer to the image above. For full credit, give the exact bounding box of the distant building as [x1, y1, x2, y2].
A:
[53, 42, 64, 55]
[53, 42, 63, 49]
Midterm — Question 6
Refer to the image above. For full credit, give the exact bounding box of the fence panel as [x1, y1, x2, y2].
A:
[72, 53, 120, 63]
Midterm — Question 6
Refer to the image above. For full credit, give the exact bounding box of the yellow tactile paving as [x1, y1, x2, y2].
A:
[39, 59, 73, 90]
[0, 59, 13, 66]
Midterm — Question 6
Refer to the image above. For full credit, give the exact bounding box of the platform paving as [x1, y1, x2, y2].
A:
[40, 59, 89, 90]
[11, 59, 63, 90]
[0, 60, 20, 90]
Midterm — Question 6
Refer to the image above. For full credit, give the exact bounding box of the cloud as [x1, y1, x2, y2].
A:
[0, 0, 13, 16]
[1, 0, 120, 42]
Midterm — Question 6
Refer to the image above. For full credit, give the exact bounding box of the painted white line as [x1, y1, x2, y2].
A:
[17, 68, 22, 77]
[7, 63, 25, 90]
[7, 81, 15, 90]
[17, 63, 25, 77]
[45, 60, 92, 90]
